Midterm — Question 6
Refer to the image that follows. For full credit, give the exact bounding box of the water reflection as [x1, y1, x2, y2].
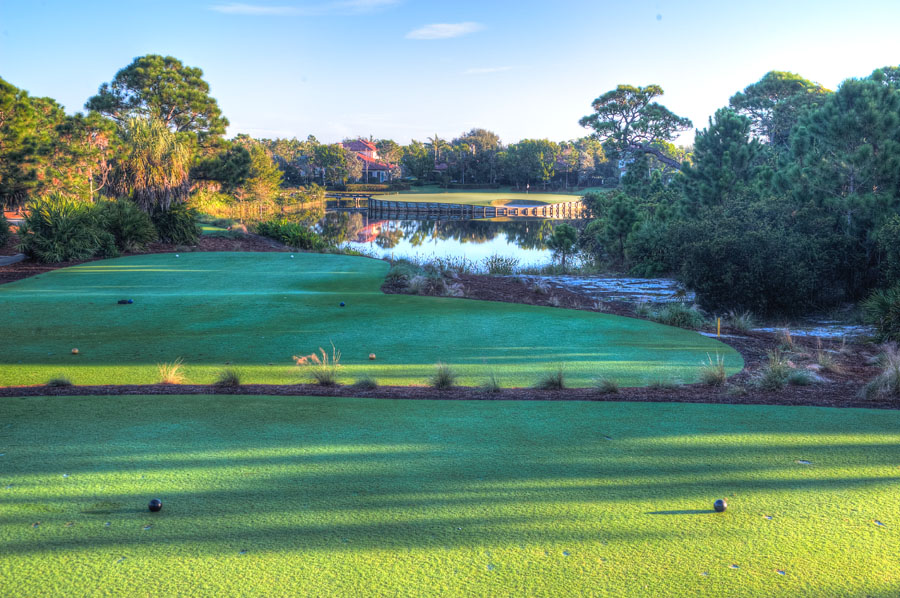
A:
[317, 211, 567, 265]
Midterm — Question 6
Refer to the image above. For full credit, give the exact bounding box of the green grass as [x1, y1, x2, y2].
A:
[372, 191, 577, 206]
[0, 252, 741, 387]
[1, 395, 899, 597]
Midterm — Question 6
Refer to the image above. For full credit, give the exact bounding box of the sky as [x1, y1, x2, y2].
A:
[2, 0, 899, 146]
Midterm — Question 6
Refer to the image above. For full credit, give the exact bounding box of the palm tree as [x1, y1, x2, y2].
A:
[110, 117, 191, 212]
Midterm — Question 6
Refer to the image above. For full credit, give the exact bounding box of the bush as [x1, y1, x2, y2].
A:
[96, 199, 157, 252]
[17, 194, 117, 263]
[430, 362, 457, 389]
[863, 344, 900, 399]
[595, 377, 620, 394]
[151, 203, 200, 245]
[45, 377, 73, 387]
[482, 254, 519, 275]
[257, 218, 326, 250]
[481, 371, 502, 393]
[351, 375, 379, 390]
[344, 184, 390, 192]
[727, 310, 756, 334]
[384, 260, 421, 288]
[755, 349, 790, 390]
[862, 284, 900, 342]
[671, 202, 843, 314]
[0, 211, 9, 247]
[625, 218, 673, 277]
[535, 365, 566, 390]
[214, 368, 241, 387]
[651, 303, 708, 330]
[699, 353, 727, 386]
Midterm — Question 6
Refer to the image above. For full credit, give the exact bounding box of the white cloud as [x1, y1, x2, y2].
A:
[405, 22, 485, 40]
[210, 1, 400, 16]
[463, 66, 512, 75]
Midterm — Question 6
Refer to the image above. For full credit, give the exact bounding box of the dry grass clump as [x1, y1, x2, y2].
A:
[480, 371, 502, 393]
[863, 344, 900, 399]
[698, 353, 727, 386]
[158, 358, 185, 384]
[294, 344, 342, 386]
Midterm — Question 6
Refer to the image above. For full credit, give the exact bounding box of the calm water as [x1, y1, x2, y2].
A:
[320, 212, 568, 267]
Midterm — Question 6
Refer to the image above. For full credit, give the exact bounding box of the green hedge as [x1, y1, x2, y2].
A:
[256, 218, 326, 250]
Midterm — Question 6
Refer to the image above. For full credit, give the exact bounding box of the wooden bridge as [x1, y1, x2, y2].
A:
[365, 198, 585, 220]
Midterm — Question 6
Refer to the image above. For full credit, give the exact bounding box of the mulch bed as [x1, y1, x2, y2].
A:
[1, 244, 894, 409]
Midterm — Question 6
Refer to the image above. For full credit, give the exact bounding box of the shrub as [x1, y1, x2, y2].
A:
[0, 211, 9, 247]
[862, 284, 900, 342]
[482, 254, 519, 275]
[727, 310, 755, 334]
[17, 194, 117, 263]
[384, 260, 421, 288]
[151, 203, 200, 245]
[45, 377, 73, 387]
[863, 344, 900, 399]
[257, 218, 325, 250]
[595, 377, 620, 394]
[351, 375, 378, 390]
[816, 339, 843, 374]
[481, 371, 502, 393]
[96, 199, 157, 252]
[775, 328, 795, 352]
[671, 201, 842, 314]
[535, 365, 566, 390]
[756, 349, 790, 390]
[430, 362, 457, 390]
[158, 358, 185, 384]
[651, 303, 707, 330]
[214, 368, 241, 387]
[293, 344, 342, 386]
[787, 369, 816, 386]
[699, 353, 727, 386]
[648, 377, 678, 389]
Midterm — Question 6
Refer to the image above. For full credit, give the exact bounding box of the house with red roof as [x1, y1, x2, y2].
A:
[342, 139, 394, 183]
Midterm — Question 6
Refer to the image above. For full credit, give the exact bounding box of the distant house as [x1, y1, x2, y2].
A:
[342, 139, 393, 183]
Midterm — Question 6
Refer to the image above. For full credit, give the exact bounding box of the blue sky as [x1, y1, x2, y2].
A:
[2, 0, 899, 145]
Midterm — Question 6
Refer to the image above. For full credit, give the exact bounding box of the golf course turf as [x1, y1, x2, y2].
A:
[0, 252, 741, 388]
[1, 396, 898, 597]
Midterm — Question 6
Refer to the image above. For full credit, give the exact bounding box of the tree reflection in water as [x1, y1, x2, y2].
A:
[317, 212, 571, 265]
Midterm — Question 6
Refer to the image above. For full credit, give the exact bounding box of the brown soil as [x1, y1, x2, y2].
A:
[1, 246, 894, 409]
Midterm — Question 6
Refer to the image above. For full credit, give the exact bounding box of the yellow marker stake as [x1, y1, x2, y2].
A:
[717, 317, 721, 337]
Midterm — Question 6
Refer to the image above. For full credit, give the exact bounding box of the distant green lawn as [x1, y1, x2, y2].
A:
[0, 252, 740, 387]
[1, 396, 898, 597]
[373, 191, 578, 206]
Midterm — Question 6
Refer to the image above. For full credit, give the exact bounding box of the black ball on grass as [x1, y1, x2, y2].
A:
[714, 499, 727, 512]
[340, 302, 345, 307]
[148, 499, 162, 512]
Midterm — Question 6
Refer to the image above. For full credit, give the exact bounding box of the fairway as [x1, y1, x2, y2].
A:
[1, 396, 898, 597]
[0, 252, 740, 387]
[372, 192, 576, 206]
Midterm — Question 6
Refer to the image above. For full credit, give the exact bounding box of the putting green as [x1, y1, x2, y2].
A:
[372, 192, 576, 206]
[0, 252, 741, 387]
[2, 396, 898, 597]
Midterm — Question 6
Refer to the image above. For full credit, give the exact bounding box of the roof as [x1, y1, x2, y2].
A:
[342, 139, 377, 153]
[357, 153, 391, 170]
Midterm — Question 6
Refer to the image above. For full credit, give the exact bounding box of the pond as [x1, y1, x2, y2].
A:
[319, 211, 569, 268]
